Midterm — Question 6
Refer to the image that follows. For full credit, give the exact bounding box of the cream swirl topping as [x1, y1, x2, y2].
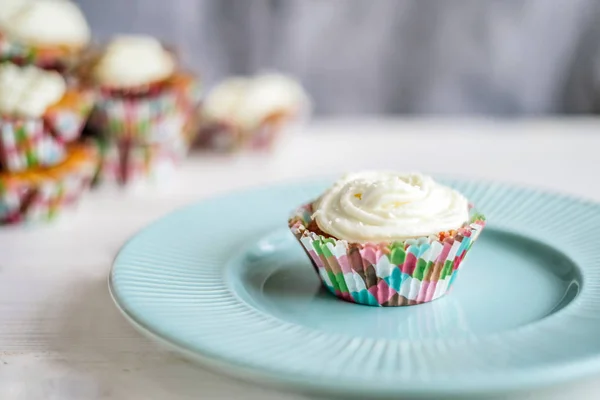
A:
[312, 171, 469, 243]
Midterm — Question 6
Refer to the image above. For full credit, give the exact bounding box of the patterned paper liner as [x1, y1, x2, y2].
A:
[88, 135, 191, 187]
[194, 120, 242, 153]
[195, 105, 309, 153]
[0, 144, 98, 224]
[0, 89, 95, 172]
[88, 73, 202, 145]
[288, 203, 486, 307]
[0, 33, 82, 72]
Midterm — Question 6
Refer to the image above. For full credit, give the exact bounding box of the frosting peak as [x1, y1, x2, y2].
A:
[0, 63, 66, 118]
[93, 35, 176, 88]
[313, 172, 469, 243]
[3, 0, 90, 47]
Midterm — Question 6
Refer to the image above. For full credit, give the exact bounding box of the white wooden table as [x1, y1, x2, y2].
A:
[2, 118, 600, 400]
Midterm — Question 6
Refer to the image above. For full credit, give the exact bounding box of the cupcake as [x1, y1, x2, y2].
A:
[0, 0, 91, 72]
[288, 172, 486, 307]
[88, 134, 189, 188]
[0, 142, 97, 224]
[86, 35, 202, 145]
[198, 73, 309, 152]
[0, 62, 94, 172]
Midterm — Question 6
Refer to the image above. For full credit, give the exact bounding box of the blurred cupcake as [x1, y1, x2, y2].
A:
[288, 172, 486, 307]
[86, 35, 202, 145]
[88, 134, 189, 188]
[198, 73, 309, 152]
[0, 62, 94, 172]
[0, 0, 91, 72]
[0, 142, 97, 224]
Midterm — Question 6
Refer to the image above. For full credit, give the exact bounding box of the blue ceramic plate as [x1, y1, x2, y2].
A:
[110, 178, 600, 398]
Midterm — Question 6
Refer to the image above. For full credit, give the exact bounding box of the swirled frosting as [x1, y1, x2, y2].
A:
[0, 63, 66, 118]
[93, 35, 175, 88]
[312, 172, 469, 243]
[3, 0, 90, 47]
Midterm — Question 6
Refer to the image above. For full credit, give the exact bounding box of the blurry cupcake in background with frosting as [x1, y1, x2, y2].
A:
[84, 35, 202, 187]
[0, 142, 98, 224]
[0, 0, 91, 72]
[197, 73, 310, 152]
[0, 62, 94, 172]
[0, 62, 97, 224]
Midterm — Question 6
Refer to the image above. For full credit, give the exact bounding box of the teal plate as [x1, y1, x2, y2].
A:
[110, 179, 600, 398]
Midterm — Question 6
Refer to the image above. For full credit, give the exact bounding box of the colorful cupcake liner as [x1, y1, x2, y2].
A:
[89, 136, 190, 187]
[196, 106, 309, 153]
[0, 90, 95, 172]
[88, 77, 202, 144]
[289, 203, 486, 307]
[0, 144, 98, 224]
[0, 119, 66, 172]
[195, 118, 282, 152]
[0, 34, 80, 71]
[195, 121, 242, 152]
[45, 90, 96, 142]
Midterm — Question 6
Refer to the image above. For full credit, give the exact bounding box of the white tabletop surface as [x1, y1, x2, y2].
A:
[1, 118, 600, 400]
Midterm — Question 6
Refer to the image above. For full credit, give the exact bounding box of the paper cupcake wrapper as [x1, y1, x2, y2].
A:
[0, 90, 95, 172]
[0, 144, 98, 224]
[288, 203, 486, 307]
[89, 136, 189, 187]
[195, 103, 310, 152]
[195, 116, 291, 152]
[0, 119, 66, 172]
[89, 76, 202, 144]
[195, 121, 242, 153]
[45, 90, 96, 142]
[0, 34, 81, 72]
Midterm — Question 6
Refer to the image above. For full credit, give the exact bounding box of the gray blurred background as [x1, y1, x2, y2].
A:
[77, 0, 600, 115]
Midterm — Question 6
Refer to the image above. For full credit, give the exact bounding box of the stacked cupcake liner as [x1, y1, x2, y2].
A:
[89, 78, 201, 143]
[88, 77, 201, 186]
[289, 203, 486, 307]
[0, 90, 95, 172]
[194, 121, 241, 152]
[88, 135, 189, 186]
[0, 144, 98, 224]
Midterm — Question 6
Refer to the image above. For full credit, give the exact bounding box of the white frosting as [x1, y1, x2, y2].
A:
[203, 73, 307, 130]
[236, 74, 307, 129]
[3, 0, 90, 47]
[0, 63, 66, 117]
[202, 77, 250, 121]
[312, 172, 470, 243]
[0, 0, 29, 28]
[94, 35, 175, 88]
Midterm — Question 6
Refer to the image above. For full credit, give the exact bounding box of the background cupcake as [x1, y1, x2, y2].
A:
[197, 73, 309, 152]
[0, 0, 91, 72]
[0, 142, 97, 224]
[0, 62, 94, 172]
[289, 172, 486, 307]
[85, 35, 202, 187]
